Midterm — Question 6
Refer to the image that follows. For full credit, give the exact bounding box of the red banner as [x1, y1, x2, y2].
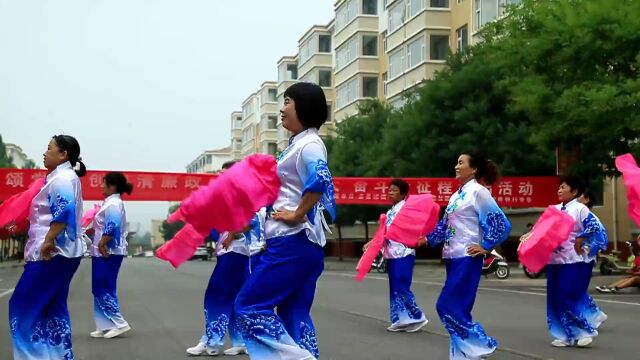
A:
[0, 169, 559, 207]
[333, 177, 559, 207]
[0, 169, 215, 202]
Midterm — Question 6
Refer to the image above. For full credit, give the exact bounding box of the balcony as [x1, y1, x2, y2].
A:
[335, 16, 379, 48]
[387, 9, 452, 52]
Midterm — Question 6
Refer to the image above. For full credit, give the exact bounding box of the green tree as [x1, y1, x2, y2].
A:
[378, 47, 555, 179]
[0, 135, 16, 168]
[329, 100, 390, 229]
[22, 159, 37, 169]
[481, 0, 640, 180]
[159, 203, 184, 241]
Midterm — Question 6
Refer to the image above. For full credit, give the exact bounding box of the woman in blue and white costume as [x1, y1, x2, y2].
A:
[364, 178, 428, 332]
[546, 176, 606, 348]
[90, 172, 133, 339]
[9, 135, 86, 360]
[187, 161, 268, 357]
[427, 152, 511, 360]
[234, 82, 335, 360]
[576, 189, 608, 329]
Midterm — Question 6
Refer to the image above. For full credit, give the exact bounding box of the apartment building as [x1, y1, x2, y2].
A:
[383, 0, 452, 108]
[185, 146, 232, 174]
[276, 56, 299, 150]
[333, 0, 383, 122]
[230, 111, 243, 160]
[239, 82, 280, 157]
[298, 21, 337, 137]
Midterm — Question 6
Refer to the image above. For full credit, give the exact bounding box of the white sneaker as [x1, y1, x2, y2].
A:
[551, 339, 570, 347]
[104, 325, 131, 339]
[223, 346, 248, 355]
[386, 323, 406, 332]
[404, 319, 429, 333]
[576, 337, 593, 348]
[90, 330, 105, 338]
[186, 342, 220, 356]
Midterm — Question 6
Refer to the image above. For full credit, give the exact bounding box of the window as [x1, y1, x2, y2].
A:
[299, 40, 311, 64]
[362, 77, 378, 98]
[499, 0, 522, 16]
[336, 0, 358, 30]
[382, 72, 388, 96]
[336, 36, 358, 69]
[430, 0, 449, 7]
[206, 155, 212, 165]
[474, 0, 481, 30]
[430, 35, 449, 60]
[326, 104, 332, 122]
[234, 116, 242, 129]
[476, 0, 498, 29]
[336, 78, 358, 108]
[302, 71, 317, 84]
[362, 0, 377, 14]
[243, 100, 254, 118]
[319, 69, 332, 87]
[319, 35, 331, 53]
[287, 64, 298, 80]
[407, 0, 423, 18]
[388, 0, 405, 33]
[267, 88, 277, 102]
[389, 48, 405, 79]
[407, 36, 425, 69]
[234, 139, 242, 151]
[267, 115, 278, 129]
[362, 35, 377, 56]
[456, 25, 468, 52]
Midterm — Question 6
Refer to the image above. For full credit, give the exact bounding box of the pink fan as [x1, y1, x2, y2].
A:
[180, 154, 281, 234]
[517, 206, 575, 273]
[385, 194, 440, 248]
[0, 219, 29, 240]
[81, 204, 101, 229]
[0, 177, 45, 229]
[155, 224, 207, 268]
[615, 153, 640, 227]
[356, 214, 387, 281]
[156, 154, 281, 268]
[167, 207, 186, 223]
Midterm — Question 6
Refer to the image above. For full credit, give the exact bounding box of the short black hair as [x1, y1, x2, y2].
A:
[389, 178, 410, 196]
[582, 188, 597, 209]
[560, 175, 585, 198]
[221, 160, 238, 170]
[104, 172, 133, 195]
[283, 82, 328, 129]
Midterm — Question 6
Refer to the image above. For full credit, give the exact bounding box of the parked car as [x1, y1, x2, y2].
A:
[132, 250, 154, 258]
[190, 246, 210, 261]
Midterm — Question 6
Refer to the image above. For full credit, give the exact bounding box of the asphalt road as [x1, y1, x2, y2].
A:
[1, 258, 638, 359]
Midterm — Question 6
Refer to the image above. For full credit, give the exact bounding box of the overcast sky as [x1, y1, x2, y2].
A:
[0, 0, 335, 232]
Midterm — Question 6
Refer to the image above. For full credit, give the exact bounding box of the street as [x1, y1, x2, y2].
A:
[1, 258, 638, 360]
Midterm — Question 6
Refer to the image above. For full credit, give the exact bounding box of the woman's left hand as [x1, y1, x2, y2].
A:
[467, 244, 488, 257]
[416, 236, 427, 247]
[574, 237, 586, 254]
[272, 210, 307, 224]
[98, 241, 110, 258]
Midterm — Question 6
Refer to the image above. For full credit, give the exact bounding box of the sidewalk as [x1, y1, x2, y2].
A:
[0, 260, 23, 270]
